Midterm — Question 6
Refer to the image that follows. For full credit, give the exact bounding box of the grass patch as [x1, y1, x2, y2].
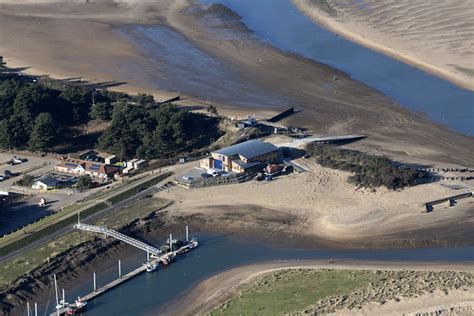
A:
[0, 172, 171, 256]
[0, 203, 90, 247]
[0, 203, 107, 257]
[0, 198, 169, 288]
[108, 172, 171, 204]
[210, 269, 373, 316]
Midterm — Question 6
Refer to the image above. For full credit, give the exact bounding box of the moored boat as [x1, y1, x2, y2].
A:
[146, 261, 159, 272]
[160, 252, 176, 265]
[188, 238, 198, 249]
[65, 297, 87, 315]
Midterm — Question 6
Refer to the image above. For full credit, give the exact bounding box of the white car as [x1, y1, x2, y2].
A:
[12, 157, 24, 164]
[0, 176, 4, 181]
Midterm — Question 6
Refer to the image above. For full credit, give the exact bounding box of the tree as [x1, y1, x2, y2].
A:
[28, 113, 57, 152]
[76, 175, 92, 189]
[60, 85, 91, 125]
[135, 93, 154, 106]
[207, 104, 218, 115]
[89, 101, 112, 120]
[17, 174, 35, 187]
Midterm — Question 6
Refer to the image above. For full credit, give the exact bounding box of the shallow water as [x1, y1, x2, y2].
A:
[117, 25, 292, 109]
[41, 233, 474, 316]
[199, 0, 474, 136]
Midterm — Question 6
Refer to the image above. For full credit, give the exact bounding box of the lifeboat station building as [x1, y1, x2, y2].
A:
[200, 139, 280, 174]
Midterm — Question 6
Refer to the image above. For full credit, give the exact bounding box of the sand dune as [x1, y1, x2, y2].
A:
[163, 147, 474, 249]
[294, 0, 474, 91]
[166, 260, 474, 315]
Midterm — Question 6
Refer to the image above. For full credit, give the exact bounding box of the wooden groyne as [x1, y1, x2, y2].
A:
[424, 192, 473, 213]
[266, 107, 297, 123]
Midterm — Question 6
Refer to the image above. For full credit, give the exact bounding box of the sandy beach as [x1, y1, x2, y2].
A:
[0, 0, 473, 168]
[159, 150, 474, 249]
[293, 0, 474, 91]
[167, 260, 474, 315]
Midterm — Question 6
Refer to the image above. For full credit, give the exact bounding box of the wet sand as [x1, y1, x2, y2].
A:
[293, 0, 474, 92]
[167, 260, 474, 315]
[0, 0, 473, 167]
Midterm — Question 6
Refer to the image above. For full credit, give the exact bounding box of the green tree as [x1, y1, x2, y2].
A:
[207, 104, 218, 115]
[17, 174, 35, 187]
[76, 175, 92, 189]
[28, 113, 57, 152]
[89, 101, 112, 120]
[60, 85, 91, 125]
[135, 93, 154, 106]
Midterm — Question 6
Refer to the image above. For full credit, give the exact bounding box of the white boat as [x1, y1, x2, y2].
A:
[146, 261, 159, 272]
[54, 275, 69, 310]
[188, 238, 199, 249]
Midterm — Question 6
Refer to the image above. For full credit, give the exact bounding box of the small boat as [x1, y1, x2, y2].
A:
[56, 298, 69, 311]
[188, 238, 199, 249]
[146, 261, 159, 272]
[54, 275, 69, 311]
[65, 297, 87, 315]
[160, 252, 176, 265]
[160, 238, 184, 253]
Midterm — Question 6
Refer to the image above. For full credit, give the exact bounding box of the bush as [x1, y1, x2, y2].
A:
[305, 144, 426, 190]
[16, 175, 35, 187]
[76, 175, 92, 189]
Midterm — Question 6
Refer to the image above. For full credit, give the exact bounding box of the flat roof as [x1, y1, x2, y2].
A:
[232, 160, 262, 169]
[214, 140, 278, 160]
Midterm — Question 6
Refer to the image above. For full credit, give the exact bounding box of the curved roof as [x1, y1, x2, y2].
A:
[214, 140, 278, 160]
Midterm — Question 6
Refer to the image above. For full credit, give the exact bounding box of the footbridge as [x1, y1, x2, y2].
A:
[74, 223, 161, 256]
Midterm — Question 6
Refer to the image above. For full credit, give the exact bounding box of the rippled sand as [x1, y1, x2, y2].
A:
[294, 0, 474, 91]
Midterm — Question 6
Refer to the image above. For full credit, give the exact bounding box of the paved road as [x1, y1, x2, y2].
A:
[0, 172, 173, 263]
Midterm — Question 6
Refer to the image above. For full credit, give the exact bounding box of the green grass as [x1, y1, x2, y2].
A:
[0, 203, 107, 257]
[108, 172, 171, 204]
[0, 198, 169, 288]
[210, 269, 374, 316]
[0, 203, 87, 246]
[0, 172, 172, 256]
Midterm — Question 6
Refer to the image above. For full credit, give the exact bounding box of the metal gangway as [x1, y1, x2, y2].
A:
[74, 223, 162, 256]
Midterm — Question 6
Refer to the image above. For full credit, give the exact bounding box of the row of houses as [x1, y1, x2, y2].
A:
[55, 158, 120, 179]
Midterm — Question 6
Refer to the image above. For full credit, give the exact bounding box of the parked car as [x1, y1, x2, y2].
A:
[12, 156, 27, 164]
[0, 176, 4, 181]
[3, 170, 12, 179]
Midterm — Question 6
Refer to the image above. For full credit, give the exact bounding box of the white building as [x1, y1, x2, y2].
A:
[32, 177, 58, 190]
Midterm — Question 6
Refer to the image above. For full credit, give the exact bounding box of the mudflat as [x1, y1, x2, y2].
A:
[0, 0, 473, 167]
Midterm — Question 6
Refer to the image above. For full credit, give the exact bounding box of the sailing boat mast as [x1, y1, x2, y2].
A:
[54, 274, 59, 309]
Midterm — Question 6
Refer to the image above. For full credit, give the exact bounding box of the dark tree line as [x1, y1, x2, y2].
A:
[97, 103, 220, 160]
[0, 77, 125, 151]
[306, 144, 426, 190]
[0, 75, 220, 158]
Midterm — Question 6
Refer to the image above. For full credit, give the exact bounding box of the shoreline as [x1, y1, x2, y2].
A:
[292, 0, 474, 92]
[165, 259, 474, 315]
[1, 1, 474, 168]
[2, 205, 473, 315]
